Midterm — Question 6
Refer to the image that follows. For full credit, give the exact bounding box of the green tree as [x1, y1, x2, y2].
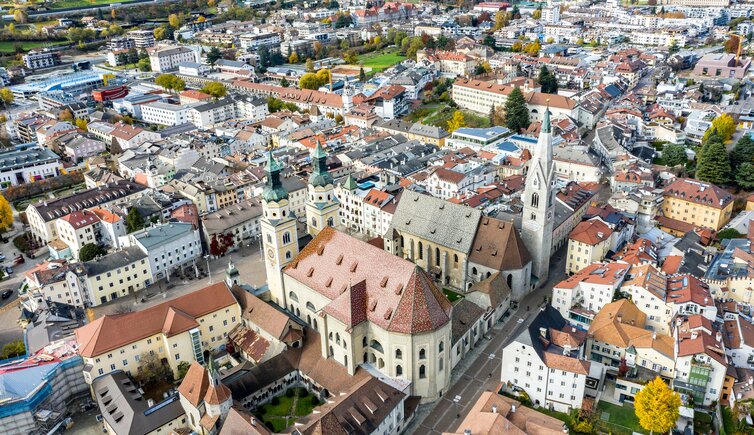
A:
[736, 162, 754, 189]
[155, 74, 185, 92]
[201, 81, 227, 98]
[288, 52, 299, 63]
[135, 352, 173, 386]
[79, 243, 107, 262]
[504, 87, 530, 133]
[538, 65, 558, 94]
[696, 135, 732, 185]
[176, 361, 191, 380]
[126, 207, 145, 233]
[359, 67, 366, 82]
[717, 228, 746, 240]
[662, 143, 688, 167]
[280, 77, 289, 87]
[634, 377, 681, 435]
[153, 26, 168, 41]
[206, 47, 222, 66]
[305, 58, 315, 72]
[168, 13, 182, 29]
[447, 110, 466, 132]
[730, 135, 754, 171]
[344, 50, 358, 64]
[299, 72, 321, 89]
[136, 58, 151, 72]
[0, 339, 25, 359]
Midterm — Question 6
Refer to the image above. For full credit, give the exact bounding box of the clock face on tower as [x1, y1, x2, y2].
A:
[267, 248, 275, 261]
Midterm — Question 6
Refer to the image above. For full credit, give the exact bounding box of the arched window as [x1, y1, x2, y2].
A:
[418, 241, 423, 259]
[307, 314, 311, 325]
[507, 274, 513, 289]
[472, 267, 478, 275]
[306, 301, 316, 312]
[313, 318, 318, 330]
[419, 348, 426, 360]
[327, 217, 334, 227]
[396, 365, 403, 376]
[454, 254, 459, 266]
[329, 332, 333, 340]
[362, 337, 367, 347]
[266, 234, 272, 243]
[335, 333, 340, 345]
[363, 352, 368, 363]
[310, 217, 317, 228]
[486, 272, 491, 279]
[435, 247, 440, 266]
[288, 291, 299, 302]
[370, 340, 384, 353]
[282, 232, 291, 244]
[329, 345, 333, 357]
[438, 341, 444, 353]
[419, 365, 426, 379]
[378, 358, 384, 369]
[530, 213, 536, 221]
[531, 192, 539, 208]
[395, 349, 402, 360]
[285, 251, 292, 260]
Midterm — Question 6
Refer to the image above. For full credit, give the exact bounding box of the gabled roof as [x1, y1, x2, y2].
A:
[468, 216, 530, 271]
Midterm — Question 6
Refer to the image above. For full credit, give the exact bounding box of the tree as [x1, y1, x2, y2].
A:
[126, 207, 145, 233]
[504, 87, 530, 132]
[153, 26, 168, 41]
[490, 104, 505, 126]
[299, 72, 321, 90]
[493, 10, 509, 31]
[136, 58, 151, 72]
[736, 163, 754, 189]
[305, 58, 315, 72]
[155, 74, 185, 92]
[696, 135, 732, 185]
[717, 228, 746, 240]
[168, 13, 182, 29]
[359, 67, 366, 82]
[447, 110, 466, 132]
[730, 135, 754, 170]
[0, 339, 25, 359]
[59, 109, 73, 122]
[0, 88, 13, 106]
[724, 36, 740, 54]
[532, 8, 542, 19]
[206, 47, 222, 66]
[344, 51, 359, 64]
[201, 81, 227, 98]
[79, 243, 107, 262]
[280, 77, 290, 87]
[668, 39, 679, 54]
[634, 377, 681, 435]
[7, 23, 14, 33]
[702, 114, 736, 143]
[75, 118, 89, 131]
[335, 114, 343, 124]
[135, 352, 173, 387]
[662, 143, 687, 167]
[13, 10, 27, 24]
[538, 65, 558, 94]
[0, 194, 12, 233]
[524, 40, 541, 56]
[288, 52, 299, 63]
[176, 361, 191, 380]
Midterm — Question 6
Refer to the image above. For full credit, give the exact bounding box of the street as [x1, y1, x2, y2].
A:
[406, 245, 568, 435]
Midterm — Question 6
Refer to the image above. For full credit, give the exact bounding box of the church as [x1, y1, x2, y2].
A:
[259, 111, 557, 401]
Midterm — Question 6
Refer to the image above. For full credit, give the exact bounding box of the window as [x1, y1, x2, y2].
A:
[439, 357, 443, 371]
[396, 365, 403, 376]
[438, 341, 444, 353]
[175, 354, 180, 360]
[419, 365, 426, 379]
[289, 291, 299, 302]
[419, 348, 426, 360]
[395, 349, 402, 360]
[418, 242, 423, 259]
[282, 232, 291, 244]
[531, 192, 539, 207]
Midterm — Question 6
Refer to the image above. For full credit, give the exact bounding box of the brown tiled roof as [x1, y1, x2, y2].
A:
[231, 285, 293, 340]
[205, 382, 232, 406]
[219, 408, 272, 435]
[663, 178, 733, 209]
[469, 217, 531, 270]
[468, 272, 511, 309]
[666, 274, 713, 307]
[569, 219, 613, 245]
[542, 352, 590, 375]
[588, 299, 674, 357]
[75, 282, 237, 357]
[677, 331, 727, 366]
[431, 167, 465, 184]
[657, 215, 698, 234]
[228, 324, 271, 362]
[555, 263, 630, 290]
[178, 362, 210, 407]
[661, 255, 683, 274]
[60, 210, 100, 230]
[285, 227, 451, 334]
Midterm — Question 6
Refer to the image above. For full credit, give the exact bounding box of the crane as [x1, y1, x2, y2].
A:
[728, 32, 746, 65]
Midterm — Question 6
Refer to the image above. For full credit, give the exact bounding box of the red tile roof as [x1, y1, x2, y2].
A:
[663, 178, 733, 209]
[569, 219, 613, 245]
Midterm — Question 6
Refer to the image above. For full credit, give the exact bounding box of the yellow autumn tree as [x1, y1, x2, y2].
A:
[634, 377, 681, 435]
[702, 113, 736, 143]
[447, 110, 466, 132]
[0, 194, 13, 234]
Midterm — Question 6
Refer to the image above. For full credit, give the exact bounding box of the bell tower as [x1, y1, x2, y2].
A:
[305, 140, 340, 236]
[521, 107, 555, 288]
[260, 151, 298, 307]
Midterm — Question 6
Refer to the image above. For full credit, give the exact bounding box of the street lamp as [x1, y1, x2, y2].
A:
[204, 255, 212, 284]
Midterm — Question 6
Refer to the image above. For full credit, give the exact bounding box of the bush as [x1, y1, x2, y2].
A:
[0, 339, 25, 360]
[13, 233, 29, 253]
[271, 397, 280, 406]
[285, 389, 294, 398]
[264, 421, 274, 430]
[4, 173, 83, 203]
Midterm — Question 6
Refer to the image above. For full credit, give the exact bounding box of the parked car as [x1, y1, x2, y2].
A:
[4, 266, 12, 275]
[2, 290, 12, 299]
[0, 254, 6, 261]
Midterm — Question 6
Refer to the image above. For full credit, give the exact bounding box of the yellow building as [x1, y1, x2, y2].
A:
[75, 282, 241, 387]
[80, 246, 153, 306]
[661, 178, 734, 231]
[566, 219, 613, 275]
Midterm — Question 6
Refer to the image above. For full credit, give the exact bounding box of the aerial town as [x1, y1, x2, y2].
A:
[1, 0, 754, 434]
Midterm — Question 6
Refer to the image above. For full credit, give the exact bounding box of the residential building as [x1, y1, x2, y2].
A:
[201, 198, 263, 249]
[75, 282, 241, 385]
[0, 145, 60, 188]
[566, 219, 614, 275]
[661, 178, 734, 232]
[54, 210, 101, 260]
[147, 45, 198, 73]
[80, 246, 153, 306]
[552, 263, 631, 329]
[22, 50, 60, 70]
[141, 101, 191, 126]
[124, 222, 202, 282]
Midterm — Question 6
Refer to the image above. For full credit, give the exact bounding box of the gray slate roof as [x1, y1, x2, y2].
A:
[389, 190, 481, 253]
[84, 246, 147, 276]
[131, 222, 196, 250]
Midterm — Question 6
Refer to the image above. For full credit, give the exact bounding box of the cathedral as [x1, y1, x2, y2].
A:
[259, 110, 557, 401]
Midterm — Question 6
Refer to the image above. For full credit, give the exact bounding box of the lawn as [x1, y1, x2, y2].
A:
[256, 387, 320, 432]
[443, 288, 464, 302]
[0, 40, 66, 53]
[423, 107, 491, 130]
[596, 401, 647, 435]
[357, 49, 406, 72]
[48, 0, 130, 8]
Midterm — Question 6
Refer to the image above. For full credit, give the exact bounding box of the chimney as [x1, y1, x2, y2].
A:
[540, 327, 547, 338]
[511, 404, 516, 413]
[652, 331, 657, 340]
[691, 330, 699, 340]
[716, 332, 723, 342]
[147, 398, 155, 407]
[616, 315, 623, 323]
[492, 405, 497, 414]
[251, 417, 256, 426]
[464, 430, 472, 435]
